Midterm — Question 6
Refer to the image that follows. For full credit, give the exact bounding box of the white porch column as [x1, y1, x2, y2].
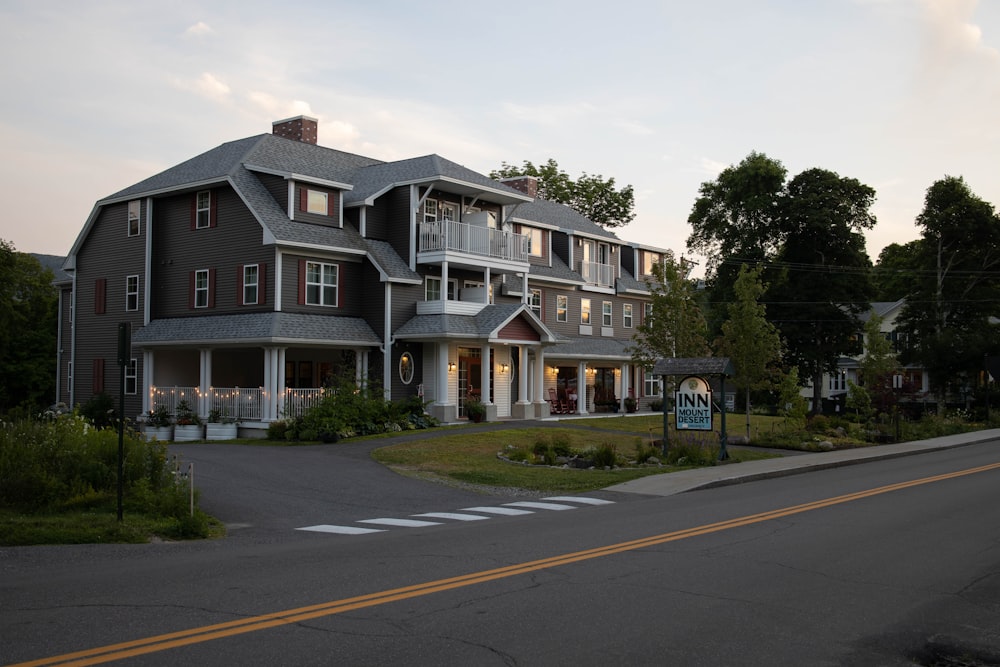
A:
[362, 349, 369, 389]
[522, 272, 529, 304]
[199, 348, 212, 418]
[143, 350, 154, 414]
[354, 348, 363, 388]
[263, 348, 273, 421]
[577, 361, 588, 415]
[274, 347, 286, 421]
[483, 267, 491, 303]
[532, 348, 548, 417]
[511, 344, 532, 419]
[437, 342, 450, 405]
[480, 343, 492, 406]
[620, 362, 629, 412]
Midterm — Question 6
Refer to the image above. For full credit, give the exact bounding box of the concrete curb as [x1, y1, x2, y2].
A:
[604, 429, 1000, 497]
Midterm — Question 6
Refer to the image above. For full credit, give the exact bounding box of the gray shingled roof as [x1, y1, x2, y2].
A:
[345, 154, 530, 206]
[508, 198, 619, 240]
[652, 357, 735, 377]
[31, 254, 72, 284]
[545, 337, 631, 361]
[616, 269, 650, 295]
[365, 239, 421, 283]
[132, 312, 381, 347]
[394, 303, 557, 342]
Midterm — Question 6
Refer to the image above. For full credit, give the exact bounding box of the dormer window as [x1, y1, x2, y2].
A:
[306, 190, 328, 215]
[526, 228, 543, 257]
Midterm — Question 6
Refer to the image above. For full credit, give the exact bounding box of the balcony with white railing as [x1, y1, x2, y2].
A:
[418, 220, 529, 269]
[578, 261, 615, 288]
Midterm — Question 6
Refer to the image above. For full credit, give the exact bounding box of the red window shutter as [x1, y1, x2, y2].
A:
[94, 278, 106, 315]
[210, 190, 218, 228]
[237, 265, 245, 306]
[190, 194, 197, 230]
[298, 187, 307, 212]
[327, 191, 335, 217]
[298, 259, 306, 304]
[259, 264, 267, 305]
[207, 268, 216, 308]
[93, 358, 104, 394]
[188, 271, 195, 309]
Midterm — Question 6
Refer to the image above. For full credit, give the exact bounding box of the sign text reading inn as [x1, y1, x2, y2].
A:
[675, 375, 712, 431]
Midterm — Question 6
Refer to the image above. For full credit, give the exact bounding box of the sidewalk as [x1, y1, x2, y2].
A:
[605, 429, 1000, 497]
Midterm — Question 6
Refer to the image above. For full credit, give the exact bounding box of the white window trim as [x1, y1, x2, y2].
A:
[244, 264, 259, 305]
[125, 358, 138, 395]
[194, 269, 209, 308]
[580, 298, 591, 325]
[196, 191, 211, 229]
[556, 294, 568, 323]
[306, 189, 328, 215]
[623, 303, 633, 329]
[306, 261, 338, 307]
[125, 275, 139, 312]
[602, 300, 613, 327]
[529, 288, 542, 316]
[127, 200, 140, 237]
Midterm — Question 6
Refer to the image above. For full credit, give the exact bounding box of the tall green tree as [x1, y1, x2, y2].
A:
[857, 312, 900, 415]
[896, 176, 1000, 406]
[686, 151, 787, 333]
[765, 168, 876, 414]
[491, 158, 635, 228]
[717, 264, 783, 440]
[0, 240, 58, 414]
[872, 241, 922, 302]
[630, 254, 709, 370]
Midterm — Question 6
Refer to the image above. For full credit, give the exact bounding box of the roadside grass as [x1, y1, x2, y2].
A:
[0, 507, 225, 546]
[371, 427, 776, 494]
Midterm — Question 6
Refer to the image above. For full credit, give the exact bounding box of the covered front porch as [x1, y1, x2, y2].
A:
[132, 312, 382, 428]
[394, 303, 558, 423]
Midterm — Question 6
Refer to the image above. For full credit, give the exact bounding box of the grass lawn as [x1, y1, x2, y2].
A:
[371, 426, 777, 494]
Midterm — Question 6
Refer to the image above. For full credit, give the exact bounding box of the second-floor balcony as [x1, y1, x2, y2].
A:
[578, 261, 615, 288]
[419, 220, 529, 267]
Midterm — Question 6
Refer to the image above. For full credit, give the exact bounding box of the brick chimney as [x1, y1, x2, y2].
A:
[500, 176, 538, 198]
[272, 115, 318, 144]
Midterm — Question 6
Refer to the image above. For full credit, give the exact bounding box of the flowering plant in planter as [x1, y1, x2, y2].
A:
[175, 400, 202, 426]
[465, 398, 486, 423]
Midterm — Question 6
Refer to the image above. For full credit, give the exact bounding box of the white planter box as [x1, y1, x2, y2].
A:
[144, 426, 174, 442]
[173, 424, 204, 442]
[205, 423, 238, 440]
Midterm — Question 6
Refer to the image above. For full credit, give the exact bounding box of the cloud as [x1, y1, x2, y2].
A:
[195, 72, 230, 100]
[183, 21, 213, 38]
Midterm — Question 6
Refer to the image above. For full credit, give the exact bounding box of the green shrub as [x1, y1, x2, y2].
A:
[80, 393, 117, 429]
[586, 443, 618, 468]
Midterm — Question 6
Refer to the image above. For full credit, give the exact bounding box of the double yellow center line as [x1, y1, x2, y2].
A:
[15, 461, 1000, 666]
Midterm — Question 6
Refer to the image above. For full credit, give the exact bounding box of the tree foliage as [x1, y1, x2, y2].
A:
[717, 264, 783, 438]
[491, 158, 636, 228]
[896, 176, 1000, 403]
[0, 241, 58, 414]
[629, 254, 709, 369]
[765, 168, 876, 414]
[687, 152, 787, 333]
[872, 241, 922, 302]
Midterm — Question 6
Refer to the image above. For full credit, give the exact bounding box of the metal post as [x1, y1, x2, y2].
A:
[189, 463, 194, 517]
[661, 375, 669, 457]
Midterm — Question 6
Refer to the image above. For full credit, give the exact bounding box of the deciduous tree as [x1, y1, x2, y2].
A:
[491, 158, 635, 229]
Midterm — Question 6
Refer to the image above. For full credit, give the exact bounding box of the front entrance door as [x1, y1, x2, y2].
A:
[458, 347, 493, 418]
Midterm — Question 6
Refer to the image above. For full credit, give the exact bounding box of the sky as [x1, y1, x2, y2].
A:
[1, 0, 998, 277]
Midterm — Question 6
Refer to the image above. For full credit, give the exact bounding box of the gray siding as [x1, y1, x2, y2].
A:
[280, 253, 364, 317]
[150, 187, 270, 318]
[256, 173, 288, 213]
[73, 201, 147, 417]
[552, 232, 570, 268]
[385, 187, 411, 262]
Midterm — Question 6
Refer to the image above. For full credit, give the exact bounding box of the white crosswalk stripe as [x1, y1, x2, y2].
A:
[296, 496, 615, 536]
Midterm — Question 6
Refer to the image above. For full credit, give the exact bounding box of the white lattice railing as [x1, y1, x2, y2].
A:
[149, 386, 326, 422]
[419, 221, 528, 262]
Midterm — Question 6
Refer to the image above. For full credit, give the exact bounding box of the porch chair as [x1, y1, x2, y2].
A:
[547, 387, 566, 414]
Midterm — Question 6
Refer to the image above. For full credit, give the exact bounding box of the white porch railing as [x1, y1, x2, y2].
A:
[281, 388, 326, 418]
[150, 386, 325, 421]
[419, 220, 529, 263]
[578, 261, 615, 287]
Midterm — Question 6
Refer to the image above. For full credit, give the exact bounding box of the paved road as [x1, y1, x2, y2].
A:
[3, 428, 1000, 666]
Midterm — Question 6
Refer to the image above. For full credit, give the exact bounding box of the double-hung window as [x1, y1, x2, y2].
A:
[306, 261, 338, 306]
[644, 302, 653, 323]
[127, 200, 140, 236]
[526, 228, 543, 257]
[623, 303, 633, 328]
[125, 275, 139, 311]
[243, 264, 259, 305]
[195, 191, 212, 229]
[194, 269, 210, 308]
[529, 289, 542, 317]
[556, 295, 568, 322]
[602, 301, 613, 327]
[125, 358, 137, 395]
[580, 298, 591, 325]
[644, 370, 660, 397]
[423, 199, 438, 223]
